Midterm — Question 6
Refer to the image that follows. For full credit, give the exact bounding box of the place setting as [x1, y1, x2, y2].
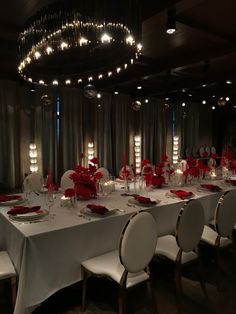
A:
[196, 184, 222, 193]
[127, 195, 160, 207]
[165, 189, 195, 200]
[6, 205, 49, 223]
[0, 194, 26, 206]
[79, 203, 118, 218]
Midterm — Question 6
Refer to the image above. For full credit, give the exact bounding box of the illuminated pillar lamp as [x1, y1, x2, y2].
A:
[87, 142, 94, 161]
[29, 143, 38, 173]
[172, 136, 179, 164]
[134, 135, 141, 174]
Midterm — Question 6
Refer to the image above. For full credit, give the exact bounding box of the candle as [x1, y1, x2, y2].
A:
[175, 169, 184, 186]
[123, 151, 126, 172]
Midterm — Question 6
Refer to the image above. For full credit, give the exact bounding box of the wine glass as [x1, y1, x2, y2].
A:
[45, 191, 56, 220]
[22, 180, 32, 204]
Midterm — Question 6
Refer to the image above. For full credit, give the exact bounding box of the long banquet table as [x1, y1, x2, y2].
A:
[0, 181, 233, 314]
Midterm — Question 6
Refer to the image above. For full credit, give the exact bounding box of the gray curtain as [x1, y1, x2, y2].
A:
[174, 102, 200, 158]
[0, 81, 20, 189]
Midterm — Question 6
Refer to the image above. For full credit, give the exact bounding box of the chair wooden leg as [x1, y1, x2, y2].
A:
[82, 267, 88, 312]
[10, 276, 17, 309]
[118, 286, 126, 314]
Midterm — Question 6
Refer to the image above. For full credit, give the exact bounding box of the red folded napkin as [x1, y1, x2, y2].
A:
[170, 190, 193, 199]
[135, 195, 156, 204]
[0, 194, 22, 202]
[87, 204, 108, 215]
[7, 206, 41, 216]
[200, 184, 221, 192]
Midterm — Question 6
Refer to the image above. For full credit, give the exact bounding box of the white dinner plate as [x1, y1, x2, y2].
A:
[0, 197, 26, 206]
[9, 209, 49, 222]
[128, 197, 160, 207]
[80, 206, 117, 217]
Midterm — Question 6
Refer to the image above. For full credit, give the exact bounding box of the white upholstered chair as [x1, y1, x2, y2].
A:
[95, 167, 110, 181]
[201, 189, 236, 280]
[60, 170, 75, 190]
[0, 251, 17, 308]
[155, 199, 206, 312]
[81, 211, 158, 314]
[23, 173, 43, 191]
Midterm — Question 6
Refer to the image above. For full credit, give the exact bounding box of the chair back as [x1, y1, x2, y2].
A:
[214, 190, 236, 237]
[60, 170, 75, 189]
[176, 199, 205, 252]
[23, 173, 43, 191]
[119, 211, 157, 273]
[95, 167, 110, 181]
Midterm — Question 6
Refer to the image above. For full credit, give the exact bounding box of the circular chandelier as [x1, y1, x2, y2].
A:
[18, 0, 142, 87]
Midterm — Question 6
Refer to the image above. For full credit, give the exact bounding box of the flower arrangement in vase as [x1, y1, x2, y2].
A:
[70, 157, 103, 200]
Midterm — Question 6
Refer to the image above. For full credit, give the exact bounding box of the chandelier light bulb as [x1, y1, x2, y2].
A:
[28, 77, 32, 82]
[52, 80, 58, 85]
[226, 97, 230, 101]
[46, 46, 53, 54]
[39, 80, 44, 85]
[65, 79, 71, 85]
[78, 78, 82, 83]
[98, 74, 103, 79]
[79, 37, 88, 46]
[126, 35, 134, 45]
[34, 51, 41, 59]
[26, 57, 31, 63]
[97, 93, 101, 98]
[202, 100, 206, 104]
[145, 98, 149, 103]
[101, 33, 112, 43]
[137, 43, 142, 51]
[60, 42, 68, 50]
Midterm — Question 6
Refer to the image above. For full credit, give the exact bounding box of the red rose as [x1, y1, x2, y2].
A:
[94, 171, 103, 180]
[90, 157, 99, 164]
[64, 188, 76, 198]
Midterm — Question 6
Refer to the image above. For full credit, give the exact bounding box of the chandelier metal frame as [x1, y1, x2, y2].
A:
[18, 1, 142, 87]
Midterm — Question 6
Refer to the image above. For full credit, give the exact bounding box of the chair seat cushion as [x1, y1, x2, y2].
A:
[81, 250, 149, 288]
[201, 225, 232, 247]
[155, 235, 198, 264]
[0, 251, 16, 280]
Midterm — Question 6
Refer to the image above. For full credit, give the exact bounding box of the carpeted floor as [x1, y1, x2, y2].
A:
[1, 245, 236, 314]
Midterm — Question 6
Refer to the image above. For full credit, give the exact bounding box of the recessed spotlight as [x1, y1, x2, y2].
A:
[165, 97, 170, 101]
[30, 88, 35, 92]
[212, 95, 216, 98]
[182, 88, 187, 93]
[145, 98, 149, 103]
[226, 80, 232, 84]
[226, 97, 230, 101]
[114, 91, 119, 95]
[202, 84, 207, 87]
[97, 93, 101, 99]
[211, 106, 215, 110]
[137, 86, 142, 90]
[202, 100, 206, 104]
[188, 94, 192, 97]
[182, 102, 186, 107]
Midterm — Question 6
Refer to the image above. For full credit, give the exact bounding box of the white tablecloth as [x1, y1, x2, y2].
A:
[0, 181, 232, 314]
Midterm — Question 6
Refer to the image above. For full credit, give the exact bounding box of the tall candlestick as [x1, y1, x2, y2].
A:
[123, 152, 126, 172]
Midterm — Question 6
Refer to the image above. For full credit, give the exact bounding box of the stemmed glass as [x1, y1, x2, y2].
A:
[22, 180, 32, 204]
[45, 191, 56, 220]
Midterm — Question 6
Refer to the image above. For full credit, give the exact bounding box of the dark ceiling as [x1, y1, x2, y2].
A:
[1, 0, 236, 104]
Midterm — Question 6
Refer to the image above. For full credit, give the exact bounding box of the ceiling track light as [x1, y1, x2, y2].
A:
[166, 8, 176, 35]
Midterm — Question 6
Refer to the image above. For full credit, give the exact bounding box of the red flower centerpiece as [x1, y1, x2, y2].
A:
[152, 163, 165, 188]
[70, 160, 103, 200]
